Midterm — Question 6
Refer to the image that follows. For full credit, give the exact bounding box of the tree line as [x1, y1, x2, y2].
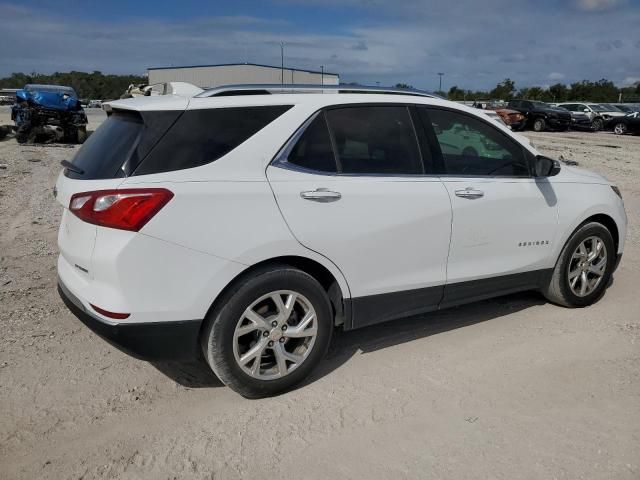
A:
[2, 71, 639, 104]
[445, 78, 640, 103]
[0, 71, 147, 100]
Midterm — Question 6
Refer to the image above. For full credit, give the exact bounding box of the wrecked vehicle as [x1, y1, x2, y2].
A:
[120, 82, 204, 99]
[473, 100, 526, 130]
[11, 84, 88, 144]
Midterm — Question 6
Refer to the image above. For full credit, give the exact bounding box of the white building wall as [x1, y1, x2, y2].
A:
[148, 64, 339, 88]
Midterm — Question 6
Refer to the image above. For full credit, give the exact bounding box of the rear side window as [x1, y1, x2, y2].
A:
[66, 111, 145, 179]
[287, 113, 337, 173]
[134, 106, 291, 176]
[325, 106, 423, 175]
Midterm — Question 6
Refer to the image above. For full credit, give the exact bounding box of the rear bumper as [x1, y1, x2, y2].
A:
[58, 278, 202, 360]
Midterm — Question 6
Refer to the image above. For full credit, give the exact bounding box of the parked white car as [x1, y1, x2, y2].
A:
[56, 85, 627, 397]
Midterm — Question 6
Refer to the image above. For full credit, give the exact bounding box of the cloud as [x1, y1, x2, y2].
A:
[574, 0, 625, 11]
[548, 72, 565, 81]
[1, 0, 639, 91]
[351, 41, 368, 51]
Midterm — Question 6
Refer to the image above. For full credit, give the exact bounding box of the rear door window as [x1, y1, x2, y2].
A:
[134, 106, 292, 176]
[325, 106, 423, 175]
[286, 113, 337, 173]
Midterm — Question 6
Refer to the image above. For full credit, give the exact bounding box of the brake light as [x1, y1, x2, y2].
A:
[69, 188, 173, 231]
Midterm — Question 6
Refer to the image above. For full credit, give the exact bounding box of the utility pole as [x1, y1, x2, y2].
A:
[320, 65, 324, 85]
[280, 41, 284, 84]
[438, 72, 444, 93]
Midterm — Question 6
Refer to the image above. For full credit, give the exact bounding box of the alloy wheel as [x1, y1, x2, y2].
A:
[232, 290, 318, 380]
[567, 236, 608, 297]
[614, 123, 627, 135]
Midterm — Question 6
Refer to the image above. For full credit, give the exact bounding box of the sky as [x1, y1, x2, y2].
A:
[1, 0, 639, 91]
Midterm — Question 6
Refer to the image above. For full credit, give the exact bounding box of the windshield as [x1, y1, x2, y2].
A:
[601, 104, 621, 111]
[530, 101, 549, 108]
[588, 104, 608, 112]
[24, 84, 77, 97]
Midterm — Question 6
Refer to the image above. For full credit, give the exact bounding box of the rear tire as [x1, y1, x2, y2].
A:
[202, 266, 333, 398]
[613, 122, 627, 135]
[533, 118, 546, 132]
[543, 222, 615, 307]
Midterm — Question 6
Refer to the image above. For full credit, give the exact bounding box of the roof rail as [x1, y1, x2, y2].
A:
[195, 84, 442, 99]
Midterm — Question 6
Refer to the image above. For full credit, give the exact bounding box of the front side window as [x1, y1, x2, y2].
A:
[424, 108, 529, 177]
[325, 106, 423, 175]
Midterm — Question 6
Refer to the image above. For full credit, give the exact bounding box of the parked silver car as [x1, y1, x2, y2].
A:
[556, 103, 626, 131]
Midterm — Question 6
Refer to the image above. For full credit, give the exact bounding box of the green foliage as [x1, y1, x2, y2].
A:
[394, 83, 414, 89]
[489, 78, 516, 100]
[0, 71, 147, 100]
[448, 78, 637, 103]
[447, 85, 467, 101]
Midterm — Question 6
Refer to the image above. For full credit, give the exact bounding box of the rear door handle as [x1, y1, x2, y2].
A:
[455, 188, 484, 199]
[300, 188, 342, 203]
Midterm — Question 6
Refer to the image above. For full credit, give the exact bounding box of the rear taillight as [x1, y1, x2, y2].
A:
[89, 304, 130, 320]
[69, 188, 173, 231]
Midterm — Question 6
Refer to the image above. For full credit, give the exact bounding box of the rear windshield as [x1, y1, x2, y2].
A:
[66, 109, 181, 179]
[65, 105, 291, 179]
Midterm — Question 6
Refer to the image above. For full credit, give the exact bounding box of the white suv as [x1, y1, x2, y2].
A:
[56, 85, 627, 397]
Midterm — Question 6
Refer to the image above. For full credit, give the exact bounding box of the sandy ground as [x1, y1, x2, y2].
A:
[1, 108, 639, 479]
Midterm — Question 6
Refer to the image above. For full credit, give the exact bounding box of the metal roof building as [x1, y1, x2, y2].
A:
[147, 63, 339, 88]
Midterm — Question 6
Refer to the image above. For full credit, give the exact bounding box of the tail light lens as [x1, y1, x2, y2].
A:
[69, 188, 173, 231]
[89, 304, 130, 320]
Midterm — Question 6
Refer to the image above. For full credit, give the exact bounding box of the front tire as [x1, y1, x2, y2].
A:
[76, 126, 87, 144]
[592, 118, 604, 131]
[543, 222, 615, 307]
[202, 266, 333, 398]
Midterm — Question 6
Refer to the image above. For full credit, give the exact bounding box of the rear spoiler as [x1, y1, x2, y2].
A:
[103, 82, 201, 115]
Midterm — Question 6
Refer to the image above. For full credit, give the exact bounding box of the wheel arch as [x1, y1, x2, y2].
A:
[583, 213, 620, 252]
[554, 212, 621, 267]
[201, 255, 350, 343]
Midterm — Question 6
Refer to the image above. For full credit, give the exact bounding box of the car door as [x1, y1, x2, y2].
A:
[267, 104, 452, 328]
[418, 106, 559, 307]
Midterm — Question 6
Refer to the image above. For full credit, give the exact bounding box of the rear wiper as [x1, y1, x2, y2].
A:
[61, 160, 84, 175]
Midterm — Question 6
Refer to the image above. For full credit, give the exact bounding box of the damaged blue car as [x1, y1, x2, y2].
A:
[11, 84, 88, 144]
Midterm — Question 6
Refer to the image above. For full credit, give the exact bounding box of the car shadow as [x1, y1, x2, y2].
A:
[151, 290, 548, 391]
[300, 290, 548, 389]
[151, 360, 224, 388]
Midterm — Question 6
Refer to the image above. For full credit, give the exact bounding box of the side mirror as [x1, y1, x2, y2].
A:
[534, 155, 561, 177]
[583, 108, 590, 113]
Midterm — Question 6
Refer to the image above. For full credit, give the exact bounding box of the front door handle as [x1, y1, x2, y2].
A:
[455, 188, 484, 199]
[300, 188, 342, 203]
